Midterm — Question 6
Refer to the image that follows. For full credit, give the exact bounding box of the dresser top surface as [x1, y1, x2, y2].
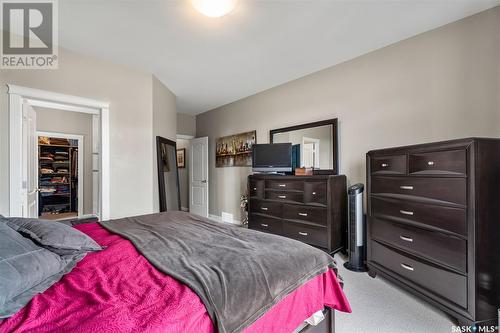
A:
[367, 137, 500, 156]
[249, 174, 345, 181]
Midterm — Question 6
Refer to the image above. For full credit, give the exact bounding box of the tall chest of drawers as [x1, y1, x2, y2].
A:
[367, 138, 500, 326]
[248, 174, 347, 253]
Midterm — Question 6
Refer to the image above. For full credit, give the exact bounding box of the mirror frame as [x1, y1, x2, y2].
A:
[156, 136, 181, 212]
[269, 118, 339, 175]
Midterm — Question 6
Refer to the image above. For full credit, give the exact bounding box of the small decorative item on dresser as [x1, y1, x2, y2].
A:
[295, 167, 314, 176]
[176, 148, 186, 168]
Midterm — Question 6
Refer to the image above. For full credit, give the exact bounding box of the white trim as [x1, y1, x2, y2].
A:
[177, 134, 195, 140]
[29, 100, 99, 115]
[7, 84, 110, 220]
[37, 131, 84, 217]
[181, 206, 189, 212]
[8, 85, 109, 109]
[100, 107, 110, 220]
[9, 94, 23, 216]
[209, 214, 242, 226]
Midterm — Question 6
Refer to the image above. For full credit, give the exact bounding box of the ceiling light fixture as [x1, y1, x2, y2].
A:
[191, 0, 238, 18]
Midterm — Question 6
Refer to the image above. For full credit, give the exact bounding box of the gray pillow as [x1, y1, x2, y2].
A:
[2, 217, 101, 256]
[0, 222, 85, 319]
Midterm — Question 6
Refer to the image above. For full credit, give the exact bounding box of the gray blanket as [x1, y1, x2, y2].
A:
[99, 211, 337, 333]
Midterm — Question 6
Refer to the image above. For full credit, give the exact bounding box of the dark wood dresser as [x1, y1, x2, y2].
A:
[248, 174, 347, 253]
[367, 138, 500, 327]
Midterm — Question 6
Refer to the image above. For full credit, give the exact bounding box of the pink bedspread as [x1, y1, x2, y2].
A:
[0, 223, 350, 333]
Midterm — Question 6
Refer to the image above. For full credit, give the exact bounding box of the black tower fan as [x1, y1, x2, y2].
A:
[343, 184, 368, 272]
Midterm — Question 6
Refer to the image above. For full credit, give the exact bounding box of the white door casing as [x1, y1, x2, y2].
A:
[23, 101, 38, 218]
[7, 84, 110, 220]
[189, 137, 209, 217]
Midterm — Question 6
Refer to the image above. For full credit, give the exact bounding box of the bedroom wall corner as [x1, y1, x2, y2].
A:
[152, 76, 177, 213]
[177, 113, 196, 137]
[0, 48, 160, 219]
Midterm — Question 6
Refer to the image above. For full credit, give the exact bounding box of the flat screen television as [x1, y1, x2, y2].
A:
[252, 143, 292, 173]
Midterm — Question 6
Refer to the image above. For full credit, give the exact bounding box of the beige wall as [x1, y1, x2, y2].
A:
[176, 113, 196, 212]
[197, 7, 500, 220]
[152, 76, 177, 212]
[0, 48, 177, 218]
[177, 138, 190, 210]
[177, 113, 196, 136]
[35, 107, 94, 215]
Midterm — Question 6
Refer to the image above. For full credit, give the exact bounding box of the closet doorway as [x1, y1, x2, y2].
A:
[37, 132, 83, 220]
[8, 84, 110, 220]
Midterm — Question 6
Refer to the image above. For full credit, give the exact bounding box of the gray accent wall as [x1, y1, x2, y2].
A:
[196, 7, 500, 220]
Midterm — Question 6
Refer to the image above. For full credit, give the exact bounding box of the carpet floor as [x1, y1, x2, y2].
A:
[334, 254, 456, 333]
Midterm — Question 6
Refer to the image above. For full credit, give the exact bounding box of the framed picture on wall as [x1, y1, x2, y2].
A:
[176, 148, 186, 168]
[216, 130, 256, 167]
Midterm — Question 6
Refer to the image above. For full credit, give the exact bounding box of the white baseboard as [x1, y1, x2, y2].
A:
[181, 207, 189, 212]
[209, 214, 242, 226]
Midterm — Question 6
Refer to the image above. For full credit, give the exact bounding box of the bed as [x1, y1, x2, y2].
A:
[0, 212, 351, 333]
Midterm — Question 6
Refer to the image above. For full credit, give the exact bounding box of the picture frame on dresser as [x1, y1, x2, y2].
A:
[366, 138, 500, 328]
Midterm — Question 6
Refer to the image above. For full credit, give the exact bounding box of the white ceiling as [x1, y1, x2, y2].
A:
[59, 0, 500, 115]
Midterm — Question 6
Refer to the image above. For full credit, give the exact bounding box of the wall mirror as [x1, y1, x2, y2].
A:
[270, 118, 338, 174]
[156, 136, 181, 211]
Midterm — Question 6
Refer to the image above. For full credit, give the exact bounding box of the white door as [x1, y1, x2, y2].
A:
[22, 101, 38, 218]
[189, 137, 209, 217]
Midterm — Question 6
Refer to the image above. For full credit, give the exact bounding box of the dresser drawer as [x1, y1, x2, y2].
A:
[304, 181, 327, 205]
[370, 155, 407, 175]
[282, 222, 327, 248]
[282, 204, 327, 226]
[249, 179, 265, 199]
[266, 180, 303, 191]
[371, 218, 467, 272]
[371, 176, 466, 206]
[250, 200, 282, 217]
[266, 190, 303, 203]
[371, 241, 467, 308]
[409, 150, 466, 176]
[248, 215, 283, 234]
[370, 197, 467, 236]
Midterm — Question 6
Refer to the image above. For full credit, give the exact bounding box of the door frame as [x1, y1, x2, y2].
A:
[7, 84, 110, 220]
[301, 136, 320, 168]
[37, 131, 84, 217]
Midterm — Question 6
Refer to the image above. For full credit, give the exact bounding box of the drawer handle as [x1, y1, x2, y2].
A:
[427, 161, 434, 166]
[278, 184, 286, 187]
[261, 207, 268, 211]
[312, 192, 316, 195]
[298, 213, 308, 217]
[400, 235, 414, 242]
[253, 187, 257, 191]
[400, 185, 414, 190]
[298, 232, 309, 236]
[278, 195, 287, 199]
[399, 210, 414, 216]
[260, 223, 269, 228]
[381, 163, 389, 168]
[401, 263, 414, 271]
